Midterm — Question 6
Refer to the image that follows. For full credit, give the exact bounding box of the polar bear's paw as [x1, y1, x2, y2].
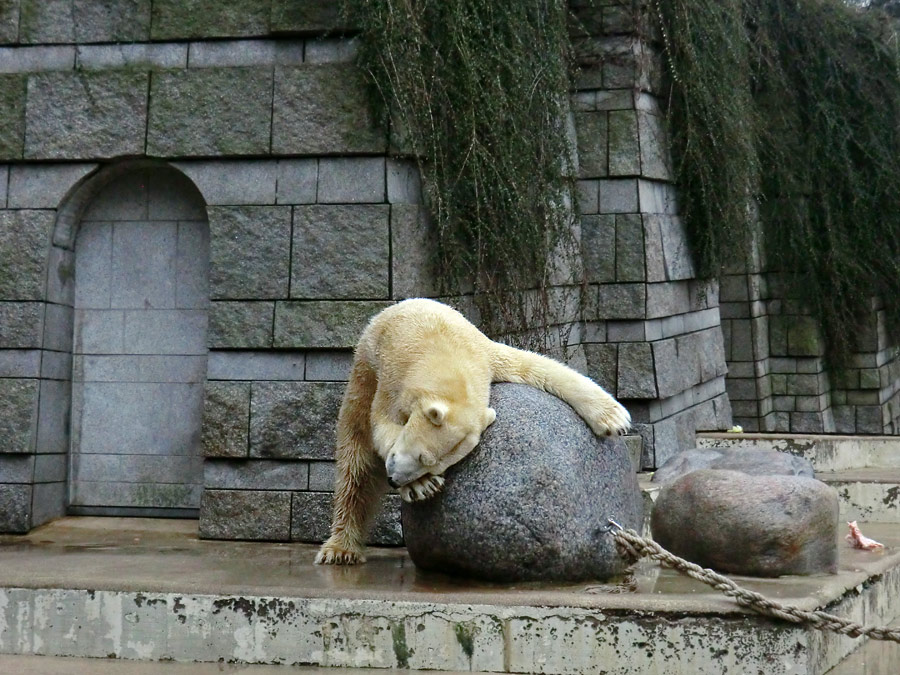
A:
[315, 538, 366, 565]
[399, 474, 445, 503]
[584, 397, 632, 438]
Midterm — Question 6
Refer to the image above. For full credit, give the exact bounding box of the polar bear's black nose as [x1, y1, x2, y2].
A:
[387, 478, 400, 489]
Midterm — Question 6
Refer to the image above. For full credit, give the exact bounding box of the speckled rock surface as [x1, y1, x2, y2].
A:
[401, 383, 642, 582]
[651, 447, 815, 484]
[651, 469, 839, 576]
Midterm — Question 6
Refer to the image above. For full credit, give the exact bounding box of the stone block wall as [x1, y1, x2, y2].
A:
[569, 0, 732, 469]
[0, 0, 737, 539]
[0, 0, 431, 540]
[832, 298, 900, 434]
[720, 239, 900, 435]
[188, 159, 426, 543]
[0, 196, 73, 533]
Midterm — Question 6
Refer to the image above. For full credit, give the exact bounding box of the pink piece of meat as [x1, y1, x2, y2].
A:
[846, 521, 885, 550]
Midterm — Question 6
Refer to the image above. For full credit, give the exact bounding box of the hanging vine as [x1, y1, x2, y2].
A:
[345, 0, 581, 349]
[655, 0, 900, 357]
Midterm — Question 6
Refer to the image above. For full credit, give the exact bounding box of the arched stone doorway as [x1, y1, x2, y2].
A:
[68, 167, 209, 517]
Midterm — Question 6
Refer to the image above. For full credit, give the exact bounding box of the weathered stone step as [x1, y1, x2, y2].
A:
[2, 517, 900, 674]
[816, 468, 900, 524]
[697, 432, 900, 473]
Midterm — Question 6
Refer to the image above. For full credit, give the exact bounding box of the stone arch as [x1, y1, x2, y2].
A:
[40, 160, 210, 519]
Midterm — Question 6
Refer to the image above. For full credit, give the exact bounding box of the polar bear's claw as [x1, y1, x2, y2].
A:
[399, 474, 445, 503]
[586, 398, 632, 438]
[315, 539, 365, 565]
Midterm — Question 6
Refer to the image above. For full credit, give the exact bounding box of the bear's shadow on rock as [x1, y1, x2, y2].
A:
[401, 383, 643, 583]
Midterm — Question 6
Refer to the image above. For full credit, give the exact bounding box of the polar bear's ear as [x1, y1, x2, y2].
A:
[484, 407, 497, 427]
[425, 402, 449, 426]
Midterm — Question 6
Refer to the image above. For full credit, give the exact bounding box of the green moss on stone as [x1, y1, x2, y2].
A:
[151, 0, 270, 39]
[270, 0, 348, 33]
[74, 0, 152, 42]
[208, 301, 275, 349]
[0, 75, 25, 159]
[272, 64, 386, 155]
[0, 0, 19, 43]
[273, 301, 392, 349]
[25, 70, 148, 159]
[19, 0, 73, 43]
[391, 622, 412, 669]
[454, 623, 475, 660]
[608, 110, 641, 175]
[148, 68, 273, 156]
[787, 317, 823, 357]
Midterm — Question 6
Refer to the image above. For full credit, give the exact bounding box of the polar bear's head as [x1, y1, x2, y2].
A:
[383, 398, 497, 488]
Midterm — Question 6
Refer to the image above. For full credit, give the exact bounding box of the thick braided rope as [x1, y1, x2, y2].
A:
[611, 527, 900, 643]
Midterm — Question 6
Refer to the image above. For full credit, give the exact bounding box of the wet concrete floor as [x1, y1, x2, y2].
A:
[1, 516, 899, 617]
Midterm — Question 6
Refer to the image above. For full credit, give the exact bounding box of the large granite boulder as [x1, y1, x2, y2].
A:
[651, 447, 815, 484]
[651, 469, 839, 577]
[401, 383, 643, 582]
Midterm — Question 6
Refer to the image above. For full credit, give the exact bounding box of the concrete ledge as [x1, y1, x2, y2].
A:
[697, 432, 900, 472]
[818, 468, 900, 523]
[1, 518, 899, 673]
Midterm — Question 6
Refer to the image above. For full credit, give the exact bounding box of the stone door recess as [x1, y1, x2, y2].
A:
[69, 169, 209, 517]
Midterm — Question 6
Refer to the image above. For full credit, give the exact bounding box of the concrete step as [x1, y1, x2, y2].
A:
[2, 517, 900, 674]
[817, 468, 900, 524]
[696, 432, 900, 473]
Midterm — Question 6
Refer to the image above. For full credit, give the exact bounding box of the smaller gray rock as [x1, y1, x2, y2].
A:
[651, 470, 839, 577]
[652, 447, 814, 484]
[651, 448, 723, 483]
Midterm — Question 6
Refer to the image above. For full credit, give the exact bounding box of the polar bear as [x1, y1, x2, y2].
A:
[314, 298, 631, 565]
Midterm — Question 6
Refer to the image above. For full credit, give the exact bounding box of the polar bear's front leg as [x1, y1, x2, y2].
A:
[316, 456, 385, 564]
[490, 343, 631, 437]
[316, 359, 385, 565]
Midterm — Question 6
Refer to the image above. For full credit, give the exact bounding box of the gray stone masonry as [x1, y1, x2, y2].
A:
[572, 1, 730, 469]
[1, 0, 893, 543]
[148, 68, 273, 157]
[0, 210, 55, 300]
[718, 264, 900, 436]
[0, 9, 407, 537]
[248, 381, 343, 460]
[272, 64, 386, 155]
[291, 205, 390, 299]
[3, 0, 350, 45]
[208, 206, 291, 300]
[26, 71, 148, 159]
[0, 57, 385, 164]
